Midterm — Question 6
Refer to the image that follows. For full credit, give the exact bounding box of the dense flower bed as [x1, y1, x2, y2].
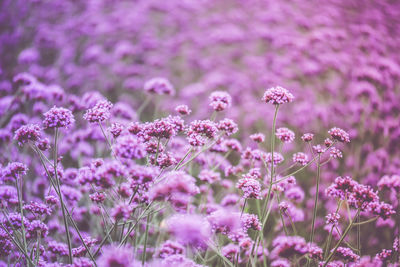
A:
[1, 0, 400, 266]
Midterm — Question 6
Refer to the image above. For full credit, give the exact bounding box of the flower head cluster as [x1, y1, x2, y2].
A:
[276, 127, 295, 143]
[113, 135, 147, 160]
[262, 86, 294, 105]
[1, 162, 28, 182]
[83, 100, 113, 123]
[334, 247, 360, 262]
[301, 133, 314, 142]
[328, 127, 350, 143]
[378, 175, 400, 192]
[209, 91, 232, 111]
[144, 77, 175, 95]
[271, 236, 308, 258]
[14, 124, 42, 145]
[292, 152, 308, 166]
[43, 106, 75, 129]
[166, 214, 211, 249]
[175, 104, 191, 115]
[236, 176, 261, 199]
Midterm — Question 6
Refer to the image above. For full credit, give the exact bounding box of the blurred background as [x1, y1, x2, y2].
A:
[1, 0, 400, 256]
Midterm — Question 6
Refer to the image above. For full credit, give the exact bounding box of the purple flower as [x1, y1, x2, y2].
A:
[326, 213, 340, 226]
[43, 106, 75, 129]
[175, 105, 191, 115]
[250, 133, 265, 143]
[236, 176, 261, 199]
[14, 124, 42, 145]
[241, 213, 261, 231]
[113, 135, 147, 160]
[83, 100, 113, 123]
[207, 209, 241, 234]
[166, 214, 211, 249]
[301, 133, 314, 142]
[217, 118, 238, 136]
[209, 91, 232, 111]
[276, 127, 295, 143]
[271, 236, 308, 258]
[292, 152, 308, 166]
[328, 127, 350, 143]
[334, 247, 360, 262]
[144, 77, 175, 96]
[221, 243, 239, 261]
[158, 240, 185, 259]
[1, 162, 28, 182]
[24, 201, 52, 216]
[262, 86, 294, 105]
[378, 175, 400, 192]
[97, 245, 137, 267]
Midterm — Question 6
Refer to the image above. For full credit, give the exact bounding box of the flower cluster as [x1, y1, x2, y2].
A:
[1, 1, 399, 265]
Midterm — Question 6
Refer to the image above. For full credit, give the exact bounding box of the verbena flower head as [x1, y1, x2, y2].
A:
[276, 127, 295, 143]
[43, 106, 75, 129]
[271, 236, 308, 258]
[221, 243, 239, 261]
[97, 244, 137, 267]
[144, 77, 175, 96]
[292, 152, 308, 166]
[326, 176, 358, 200]
[330, 147, 343, 159]
[378, 175, 400, 192]
[262, 86, 294, 105]
[149, 171, 199, 202]
[14, 124, 41, 145]
[175, 104, 191, 115]
[209, 91, 232, 111]
[250, 133, 265, 143]
[1, 162, 28, 182]
[326, 213, 340, 226]
[113, 135, 147, 160]
[158, 240, 185, 259]
[83, 100, 113, 123]
[217, 118, 238, 136]
[334, 247, 360, 262]
[207, 209, 241, 236]
[236, 176, 261, 199]
[301, 133, 314, 142]
[241, 213, 261, 231]
[166, 214, 211, 249]
[328, 127, 350, 143]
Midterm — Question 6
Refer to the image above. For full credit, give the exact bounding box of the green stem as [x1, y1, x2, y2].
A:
[309, 154, 321, 244]
[54, 128, 73, 264]
[276, 195, 289, 236]
[324, 200, 342, 259]
[323, 209, 360, 266]
[15, 178, 29, 267]
[142, 215, 151, 265]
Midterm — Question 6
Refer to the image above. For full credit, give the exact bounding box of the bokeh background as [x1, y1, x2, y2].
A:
[1, 0, 400, 262]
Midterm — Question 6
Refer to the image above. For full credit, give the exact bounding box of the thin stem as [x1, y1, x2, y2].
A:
[324, 200, 342, 259]
[276, 195, 289, 236]
[273, 142, 336, 185]
[15, 178, 29, 267]
[54, 128, 73, 264]
[177, 133, 224, 170]
[142, 214, 151, 265]
[323, 209, 360, 266]
[357, 213, 361, 256]
[0, 223, 35, 266]
[240, 199, 247, 217]
[98, 122, 112, 150]
[32, 144, 97, 265]
[174, 149, 192, 170]
[309, 154, 321, 244]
